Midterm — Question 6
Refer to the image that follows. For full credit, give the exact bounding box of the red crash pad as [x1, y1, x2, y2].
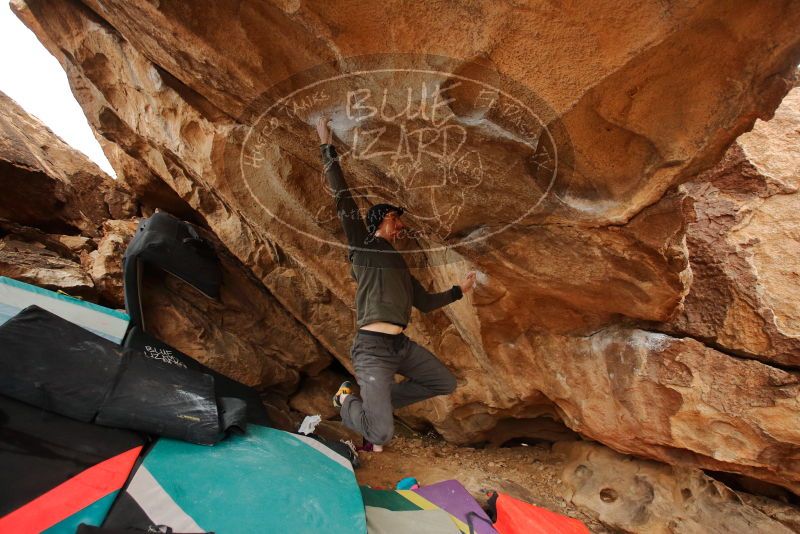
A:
[491, 492, 589, 534]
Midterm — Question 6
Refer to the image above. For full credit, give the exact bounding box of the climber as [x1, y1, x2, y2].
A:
[316, 116, 476, 452]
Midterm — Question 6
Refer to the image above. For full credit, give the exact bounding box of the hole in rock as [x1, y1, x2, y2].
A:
[488, 416, 581, 448]
[599, 487, 618, 503]
[574, 464, 592, 480]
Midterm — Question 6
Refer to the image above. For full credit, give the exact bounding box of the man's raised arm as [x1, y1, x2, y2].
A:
[317, 117, 368, 248]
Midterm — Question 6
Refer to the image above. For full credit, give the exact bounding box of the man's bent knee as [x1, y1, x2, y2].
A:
[365, 419, 394, 445]
[437, 370, 457, 395]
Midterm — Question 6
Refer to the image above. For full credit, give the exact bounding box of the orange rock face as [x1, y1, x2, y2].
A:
[0, 90, 327, 390]
[0, 91, 135, 236]
[558, 441, 799, 533]
[11, 0, 800, 494]
[0, 90, 133, 301]
[663, 88, 800, 368]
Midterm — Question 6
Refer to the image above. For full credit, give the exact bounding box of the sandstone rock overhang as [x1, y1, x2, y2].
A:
[10, 0, 800, 494]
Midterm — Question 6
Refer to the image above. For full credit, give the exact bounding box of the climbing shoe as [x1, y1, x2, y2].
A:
[357, 439, 383, 453]
[332, 380, 352, 408]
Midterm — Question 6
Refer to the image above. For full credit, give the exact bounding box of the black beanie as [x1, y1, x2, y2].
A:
[366, 203, 404, 233]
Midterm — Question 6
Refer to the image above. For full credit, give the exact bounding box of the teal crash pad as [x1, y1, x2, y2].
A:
[105, 425, 366, 533]
[0, 276, 129, 343]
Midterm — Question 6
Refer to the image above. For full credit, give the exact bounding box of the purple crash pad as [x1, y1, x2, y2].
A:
[413, 480, 497, 534]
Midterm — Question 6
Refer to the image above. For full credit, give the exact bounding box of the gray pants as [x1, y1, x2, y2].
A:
[340, 330, 457, 445]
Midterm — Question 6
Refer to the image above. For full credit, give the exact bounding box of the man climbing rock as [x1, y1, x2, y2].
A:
[316, 116, 476, 452]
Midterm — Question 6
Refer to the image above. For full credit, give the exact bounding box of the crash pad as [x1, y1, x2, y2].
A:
[124, 325, 269, 426]
[0, 305, 238, 444]
[414, 479, 496, 534]
[123, 212, 221, 329]
[360, 484, 495, 534]
[365, 507, 459, 534]
[490, 492, 589, 534]
[0, 276, 128, 343]
[0, 396, 143, 533]
[103, 425, 366, 533]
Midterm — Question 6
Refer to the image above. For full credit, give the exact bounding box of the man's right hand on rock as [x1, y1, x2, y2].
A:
[316, 115, 332, 145]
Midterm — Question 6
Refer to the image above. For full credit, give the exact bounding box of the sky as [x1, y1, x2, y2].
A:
[0, 3, 115, 176]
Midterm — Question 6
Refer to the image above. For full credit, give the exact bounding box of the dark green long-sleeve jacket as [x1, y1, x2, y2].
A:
[320, 144, 462, 328]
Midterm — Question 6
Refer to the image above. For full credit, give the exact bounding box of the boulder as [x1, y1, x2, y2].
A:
[557, 441, 796, 533]
[533, 328, 800, 494]
[661, 87, 800, 367]
[289, 368, 350, 420]
[138, 228, 331, 390]
[12, 0, 800, 495]
[81, 219, 137, 307]
[0, 90, 135, 236]
[0, 233, 95, 299]
[0, 86, 330, 392]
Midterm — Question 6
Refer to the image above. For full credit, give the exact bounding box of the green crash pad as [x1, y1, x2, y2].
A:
[103, 425, 366, 533]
